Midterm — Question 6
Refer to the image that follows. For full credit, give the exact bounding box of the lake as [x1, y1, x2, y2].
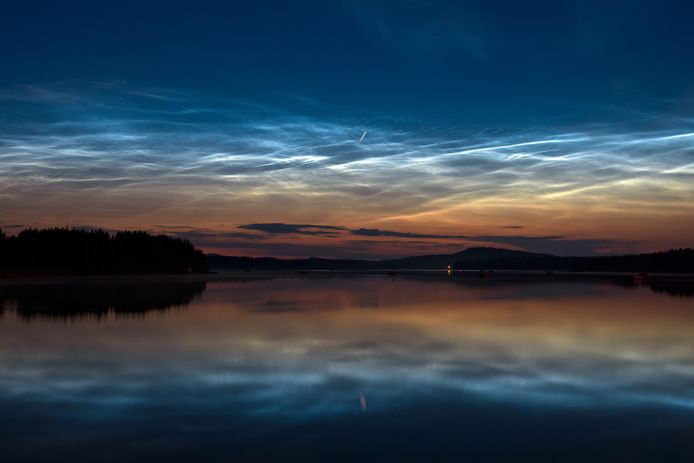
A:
[1, 274, 693, 462]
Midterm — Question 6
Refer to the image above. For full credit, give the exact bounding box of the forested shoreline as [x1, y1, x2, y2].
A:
[0, 228, 207, 274]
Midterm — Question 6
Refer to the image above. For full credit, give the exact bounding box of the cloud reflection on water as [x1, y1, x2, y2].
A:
[1, 276, 694, 419]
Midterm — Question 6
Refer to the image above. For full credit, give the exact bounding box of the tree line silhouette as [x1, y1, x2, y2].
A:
[0, 228, 207, 274]
[452, 248, 694, 273]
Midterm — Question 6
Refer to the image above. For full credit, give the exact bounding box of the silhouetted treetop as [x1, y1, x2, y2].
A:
[0, 228, 207, 274]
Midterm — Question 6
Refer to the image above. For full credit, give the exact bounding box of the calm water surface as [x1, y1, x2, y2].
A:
[1, 275, 693, 462]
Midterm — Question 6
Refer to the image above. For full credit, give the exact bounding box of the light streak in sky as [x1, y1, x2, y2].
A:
[0, 84, 693, 255]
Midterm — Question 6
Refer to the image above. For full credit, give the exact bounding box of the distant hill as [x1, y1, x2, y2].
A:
[381, 247, 552, 269]
[204, 248, 546, 271]
[207, 246, 555, 271]
[205, 249, 489, 271]
[208, 247, 694, 274]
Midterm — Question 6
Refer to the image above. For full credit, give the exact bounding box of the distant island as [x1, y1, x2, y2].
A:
[209, 247, 694, 274]
[0, 228, 207, 274]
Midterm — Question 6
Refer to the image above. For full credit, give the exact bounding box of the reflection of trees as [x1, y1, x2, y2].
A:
[648, 283, 694, 298]
[0, 281, 207, 320]
[450, 276, 694, 299]
[593, 277, 694, 298]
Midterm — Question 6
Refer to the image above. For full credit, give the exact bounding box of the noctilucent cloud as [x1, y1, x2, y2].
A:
[1, 1, 693, 258]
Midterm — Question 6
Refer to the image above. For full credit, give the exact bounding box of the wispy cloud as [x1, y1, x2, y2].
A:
[350, 228, 466, 239]
[1, 83, 693, 256]
[239, 223, 346, 237]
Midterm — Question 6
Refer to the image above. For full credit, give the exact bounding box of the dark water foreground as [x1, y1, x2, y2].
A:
[1, 275, 693, 462]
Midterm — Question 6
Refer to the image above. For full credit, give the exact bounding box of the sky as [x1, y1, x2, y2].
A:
[1, 0, 693, 258]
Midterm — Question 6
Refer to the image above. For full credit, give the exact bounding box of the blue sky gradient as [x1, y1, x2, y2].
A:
[1, 1, 693, 257]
